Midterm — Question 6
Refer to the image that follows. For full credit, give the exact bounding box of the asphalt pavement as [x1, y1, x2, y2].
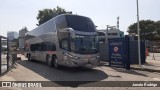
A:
[0, 54, 160, 90]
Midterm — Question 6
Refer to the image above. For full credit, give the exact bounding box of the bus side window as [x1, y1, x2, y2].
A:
[47, 43, 56, 51]
[41, 43, 47, 51]
[36, 44, 41, 51]
[51, 44, 56, 51]
[41, 42, 56, 51]
[30, 44, 36, 51]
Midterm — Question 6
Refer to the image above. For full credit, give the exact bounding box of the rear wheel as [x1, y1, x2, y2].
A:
[46, 55, 52, 67]
[28, 54, 31, 61]
[52, 55, 59, 68]
[53, 58, 59, 68]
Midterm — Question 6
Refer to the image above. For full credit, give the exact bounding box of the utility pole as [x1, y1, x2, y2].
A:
[106, 25, 110, 43]
[137, 0, 141, 66]
[117, 16, 119, 30]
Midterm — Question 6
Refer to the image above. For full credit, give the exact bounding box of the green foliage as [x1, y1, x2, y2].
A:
[128, 20, 160, 40]
[2, 47, 7, 51]
[36, 6, 72, 26]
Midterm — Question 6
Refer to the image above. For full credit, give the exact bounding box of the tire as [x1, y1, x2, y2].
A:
[28, 54, 34, 62]
[46, 55, 52, 67]
[53, 57, 59, 68]
[28, 54, 31, 61]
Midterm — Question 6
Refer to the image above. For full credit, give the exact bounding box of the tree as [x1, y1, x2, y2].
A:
[128, 20, 160, 40]
[36, 6, 72, 26]
[155, 20, 160, 35]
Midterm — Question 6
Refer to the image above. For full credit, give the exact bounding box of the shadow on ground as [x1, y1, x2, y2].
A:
[145, 63, 160, 67]
[100, 62, 149, 77]
[17, 60, 108, 87]
[110, 67, 148, 77]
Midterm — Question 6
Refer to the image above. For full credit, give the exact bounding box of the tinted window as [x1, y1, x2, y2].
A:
[112, 33, 118, 35]
[30, 44, 41, 51]
[72, 34, 99, 54]
[108, 33, 111, 35]
[41, 42, 56, 51]
[98, 32, 105, 36]
[30, 42, 56, 51]
[65, 15, 96, 32]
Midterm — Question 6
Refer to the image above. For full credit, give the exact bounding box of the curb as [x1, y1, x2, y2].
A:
[100, 61, 160, 72]
[131, 67, 160, 73]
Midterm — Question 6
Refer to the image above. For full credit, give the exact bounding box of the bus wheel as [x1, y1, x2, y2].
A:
[47, 55, 52, 67]
[28, 54, 31, 61]
[53, 58, 59, 68]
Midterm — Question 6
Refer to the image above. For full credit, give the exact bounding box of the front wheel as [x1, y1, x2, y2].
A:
[46, 55, 52, 67]
[53, 58, 59, 68]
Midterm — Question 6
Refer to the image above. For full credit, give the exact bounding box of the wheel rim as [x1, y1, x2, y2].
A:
[48, 57, 52, 66]
[54, 59, 58, 68]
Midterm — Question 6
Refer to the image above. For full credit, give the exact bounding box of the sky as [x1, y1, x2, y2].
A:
[0, 0, 160, 37]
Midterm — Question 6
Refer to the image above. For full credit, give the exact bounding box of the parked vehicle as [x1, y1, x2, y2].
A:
[25, 14, 100, 68]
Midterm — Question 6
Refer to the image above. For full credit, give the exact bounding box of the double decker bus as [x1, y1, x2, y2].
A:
[25, 14, 99, 68]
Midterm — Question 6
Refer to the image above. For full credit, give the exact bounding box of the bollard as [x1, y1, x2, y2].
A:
[125, 35, 130, 70]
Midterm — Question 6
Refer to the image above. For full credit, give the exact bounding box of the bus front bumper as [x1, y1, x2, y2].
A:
[65, 58, 100, 68]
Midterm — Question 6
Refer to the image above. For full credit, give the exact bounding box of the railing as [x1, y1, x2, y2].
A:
[0, 36, 17, 75]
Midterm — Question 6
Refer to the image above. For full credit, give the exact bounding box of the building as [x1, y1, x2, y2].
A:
[19, 28, 28, 50]
[7, 31, 18, 40]
[97, 28, 124, 43]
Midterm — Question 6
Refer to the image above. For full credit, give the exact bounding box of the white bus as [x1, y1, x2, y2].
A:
[25, 14, 100, 68]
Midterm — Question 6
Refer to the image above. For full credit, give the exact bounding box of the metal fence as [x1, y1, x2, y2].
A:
[99, 40, 146, 64]
[0, 36, 16, 75]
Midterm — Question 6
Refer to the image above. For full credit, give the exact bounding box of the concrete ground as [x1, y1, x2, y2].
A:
[1, 54, 14, 73]
[131, 53, 160, 72]
[0, 54, 160, 90]
[147, 53, 160, 60]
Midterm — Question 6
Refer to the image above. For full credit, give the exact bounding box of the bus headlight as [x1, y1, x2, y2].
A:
[65, 53, 79, 60]
[72, 56, 80, 60]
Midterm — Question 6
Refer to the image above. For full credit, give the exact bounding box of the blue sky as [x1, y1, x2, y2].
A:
[0, 0, 160, 36]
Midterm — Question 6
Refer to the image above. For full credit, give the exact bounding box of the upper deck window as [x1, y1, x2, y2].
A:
[65, 15, 96, 32]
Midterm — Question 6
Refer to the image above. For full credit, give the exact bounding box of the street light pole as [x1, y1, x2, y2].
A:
[106, 25, 110, 43]
[137, 0, 141, 65]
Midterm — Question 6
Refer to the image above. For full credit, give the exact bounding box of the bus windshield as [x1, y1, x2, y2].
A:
[65, 15, 96, 32]
[71, 34, 99, 54]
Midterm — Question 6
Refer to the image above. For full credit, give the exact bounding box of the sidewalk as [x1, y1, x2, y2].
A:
[131, 53, 160, 72]
[100, 53, 160, 72]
